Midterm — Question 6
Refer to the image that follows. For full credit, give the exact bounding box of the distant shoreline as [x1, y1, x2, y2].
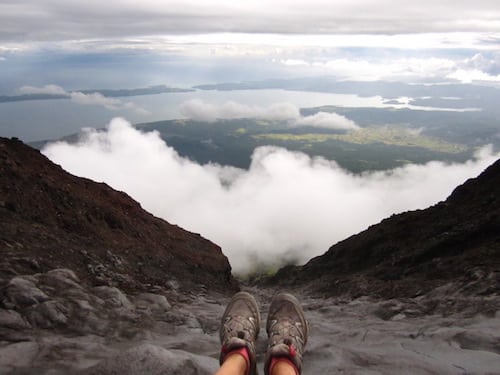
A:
[0, 85, 194, 103]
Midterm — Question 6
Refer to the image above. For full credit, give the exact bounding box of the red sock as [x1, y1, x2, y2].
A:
[222, 347, 250, 375]
[269, 357, 299, 375]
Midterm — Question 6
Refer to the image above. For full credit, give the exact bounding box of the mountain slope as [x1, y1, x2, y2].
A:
[267, 159, 500, 298]
[0, 137, 238, 293]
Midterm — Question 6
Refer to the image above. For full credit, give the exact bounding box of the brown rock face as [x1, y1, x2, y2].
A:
[0, 137, 238, 293]
[267, 159, 500, 299]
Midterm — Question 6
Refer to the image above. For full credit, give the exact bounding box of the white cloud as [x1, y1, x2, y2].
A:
[462, 53, 500, 73]
[295, 111, 359, 130]
[447, 68, 500, 83]
[179, 99, 299, 122]
[279, 54, 500, 83]
[68, 92, 149, 114]
[281, 59, 309, 66]
[19, 84, 67, 95]
[179, 99, 358, 130]
[281, 57, 458, 82]
[70, 92, 121, 109]
[42, 118, 499, 273]
[263, 103, 301, 121]
[14, 84, 147, 114]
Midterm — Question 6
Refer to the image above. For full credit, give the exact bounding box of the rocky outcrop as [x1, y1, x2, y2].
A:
[0, 137, 238, 293]
[0, 268, 223, 373]
[0, 269, 164, 337]
[266, 159, 500, 299]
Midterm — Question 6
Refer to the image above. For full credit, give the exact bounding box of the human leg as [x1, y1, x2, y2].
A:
[269, 358, 298, 375]
[215, 350, 248, 375]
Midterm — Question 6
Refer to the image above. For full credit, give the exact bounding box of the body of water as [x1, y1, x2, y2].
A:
[0, 89, 385, 142]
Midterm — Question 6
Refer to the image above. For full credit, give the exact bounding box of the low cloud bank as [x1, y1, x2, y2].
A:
[43, 118, 499, 273]
[296, 111, 359, 130]
[19, 84, 68, 95]
[17, 84, 148, 114]
[69, 92, 148, 114]
[281, 53, 500, 84]
[180, 99, 360, 130]
[179, 99, 300, 122]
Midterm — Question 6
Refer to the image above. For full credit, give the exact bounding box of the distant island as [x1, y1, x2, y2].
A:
[0, 85, 193, 103]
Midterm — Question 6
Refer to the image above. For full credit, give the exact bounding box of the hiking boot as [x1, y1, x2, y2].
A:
[219, 291, 261, 375]
[264, 293, 308, 375]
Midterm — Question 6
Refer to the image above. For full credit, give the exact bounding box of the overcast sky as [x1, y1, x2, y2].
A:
[1, 0, 500, 42]
[1, 2, 500, 95]
[1, 1, 499, 58]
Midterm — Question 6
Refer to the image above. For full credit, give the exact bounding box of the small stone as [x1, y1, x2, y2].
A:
[39, 269, 82, 290]
[0, 309, 31, 329]
[135, 293, 171, 311]
[5, 277, 49, 308]
[92, 286, 132, 309]
[0, 342, 39, 369]
[26, 300, 68, 328]
[94, 264, 106, 273]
